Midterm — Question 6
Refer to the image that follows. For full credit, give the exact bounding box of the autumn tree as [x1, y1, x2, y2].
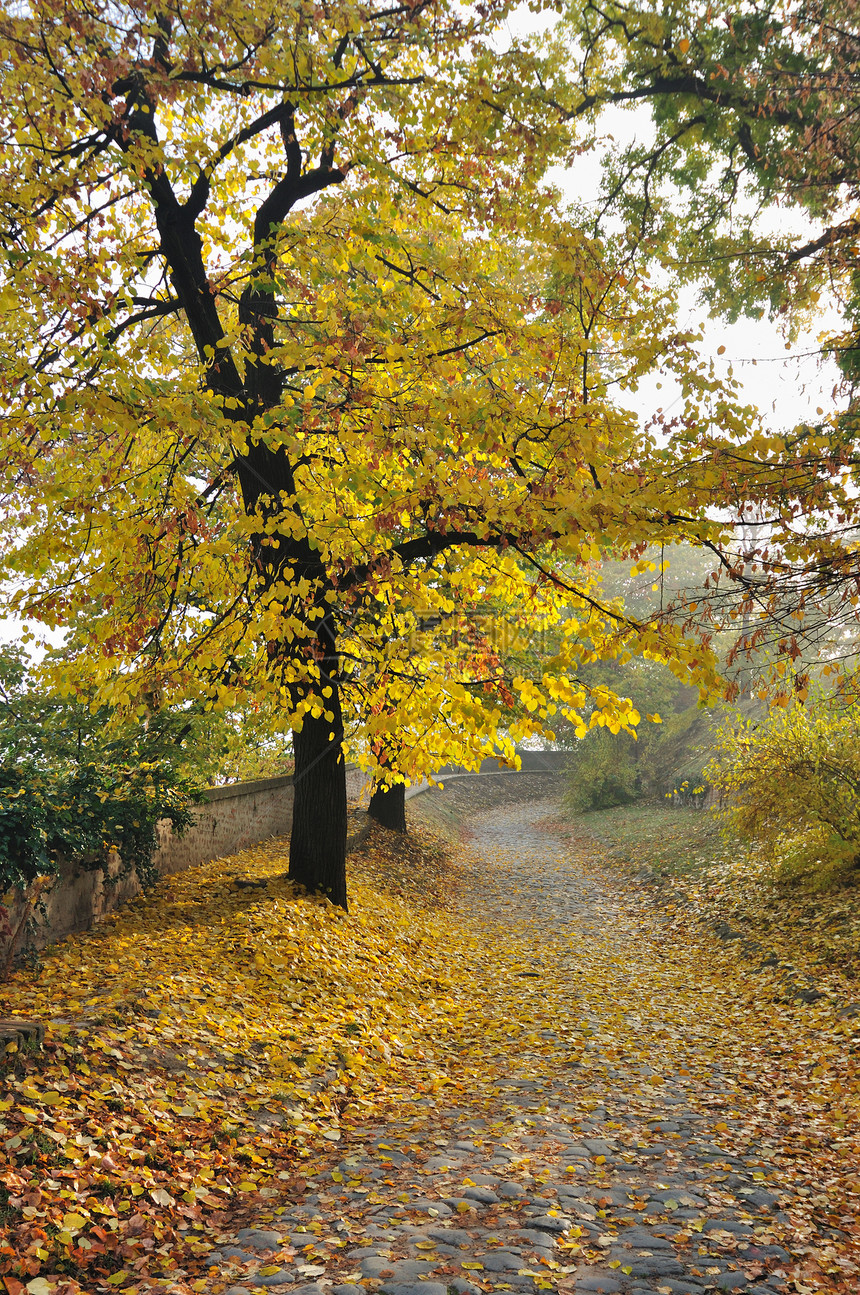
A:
[548, 0, 860, 687]
[0, 0, 766, 908]
[557, 0, 859, 319]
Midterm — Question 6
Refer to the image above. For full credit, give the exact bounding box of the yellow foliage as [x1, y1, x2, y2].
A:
[0, 0, 758, 793]
[707, 697, 860, 887]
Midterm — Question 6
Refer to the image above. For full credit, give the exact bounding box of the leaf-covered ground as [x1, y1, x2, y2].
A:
[1, 790, 858, 1295]
[0, 827, 474, 1293]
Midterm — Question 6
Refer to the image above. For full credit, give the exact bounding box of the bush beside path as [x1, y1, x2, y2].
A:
[1, 795, 857, 1295]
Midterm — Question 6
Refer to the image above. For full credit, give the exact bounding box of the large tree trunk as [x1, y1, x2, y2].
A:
[234, 439, 348, 906]
[368, 781, 407, 833]
[287, 614, 348, 909]
[289, 693, 348, 909]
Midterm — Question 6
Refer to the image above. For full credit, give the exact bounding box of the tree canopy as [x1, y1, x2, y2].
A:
[545, 0, 860, 695]
[3, 0, 840, 903]
[557, 0, 859, 322]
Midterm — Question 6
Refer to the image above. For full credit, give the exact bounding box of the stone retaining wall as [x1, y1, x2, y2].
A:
[4, 773, 297, 956]
[5, 755, 558, 955]
[152, 774, 295, 877]
[154, 762, 370, 874]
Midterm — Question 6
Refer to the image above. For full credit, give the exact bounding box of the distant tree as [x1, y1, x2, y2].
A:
[551, 0, 860, 691]
[560, 0, 860, 325]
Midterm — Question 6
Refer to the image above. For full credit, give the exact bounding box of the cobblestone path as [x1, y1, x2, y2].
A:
[209, 797, 839, 1295]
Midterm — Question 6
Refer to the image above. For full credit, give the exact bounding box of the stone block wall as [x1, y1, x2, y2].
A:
[152, 774, 295, 877]
[5, 773, 294, 957]
[3, 754, 555, 956]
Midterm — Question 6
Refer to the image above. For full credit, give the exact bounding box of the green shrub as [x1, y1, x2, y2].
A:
[0, 647, 203, 895]
[563, 702, 715, 813]
[563, 727, 640, 813]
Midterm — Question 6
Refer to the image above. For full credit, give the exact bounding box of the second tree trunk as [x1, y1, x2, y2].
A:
[368, 781, 407, 833]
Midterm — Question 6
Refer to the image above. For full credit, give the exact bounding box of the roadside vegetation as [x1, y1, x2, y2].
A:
[561, 593, 860, 995]
[575, 801, 860, 992]
[572, 802, 730, 878]
[561, 552, 860, 898]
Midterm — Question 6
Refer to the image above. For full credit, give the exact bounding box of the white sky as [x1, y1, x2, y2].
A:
[496, 0, 845, 434]
[629, 296, 843, 435]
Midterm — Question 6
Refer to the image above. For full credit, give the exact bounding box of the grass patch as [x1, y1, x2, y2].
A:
[574, 802, 731, 877]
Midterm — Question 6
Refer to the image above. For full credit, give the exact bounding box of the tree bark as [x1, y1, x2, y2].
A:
[368, 780, 407, 833]
[107, 61, 356, 907]
[289, 685, 348, 909]
[285, 601, 348, 907]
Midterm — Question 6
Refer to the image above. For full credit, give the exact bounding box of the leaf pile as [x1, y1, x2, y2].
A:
[0, 828, 476, 1294]
[576, 804, 860, 988]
